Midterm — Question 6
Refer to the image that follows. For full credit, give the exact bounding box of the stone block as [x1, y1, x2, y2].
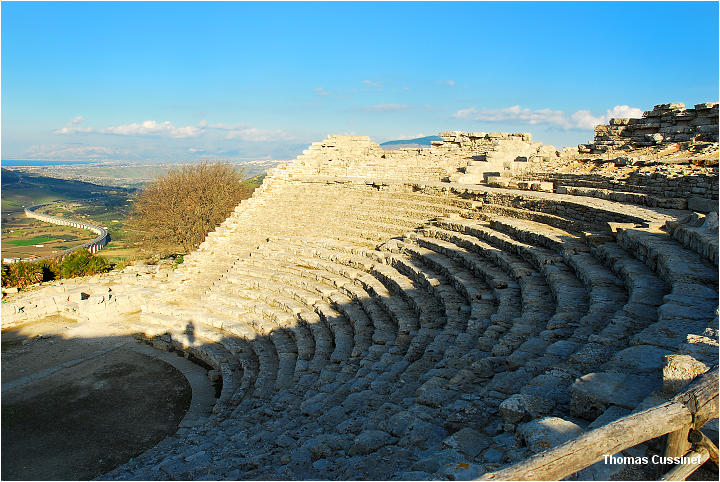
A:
[605, 345, 672, 374]
[438, 461, 486, 480]
[570, 372, 660, 420]
[662, 354, 709, 394]
[499, 394, 555, 424]
[348, 430, 394, 456]
[688, 197, 718, 213]
[441, 427, 490, 458]
[404, 419, 446, 448]
[535, 181, 554, 192]
[517, 417, 583, 453]
[609, 118, 630, 125]
[575, 457, 627, 481]
[701, 418, 718, 446]
[645, 133, 664, 144]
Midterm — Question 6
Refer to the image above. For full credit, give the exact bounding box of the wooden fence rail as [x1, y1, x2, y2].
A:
[479, 367, 718, 481]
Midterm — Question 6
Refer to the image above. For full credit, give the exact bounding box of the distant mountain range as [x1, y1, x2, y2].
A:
[380, 135, 442, 150]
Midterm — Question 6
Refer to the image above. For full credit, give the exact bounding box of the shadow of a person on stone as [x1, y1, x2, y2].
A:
[184, 321, 195, 344]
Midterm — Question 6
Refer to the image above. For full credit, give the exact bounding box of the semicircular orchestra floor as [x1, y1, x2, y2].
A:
[1, 317, 195, 481]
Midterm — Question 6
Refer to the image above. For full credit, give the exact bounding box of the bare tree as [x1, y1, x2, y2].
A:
[132, 162, 252, 254]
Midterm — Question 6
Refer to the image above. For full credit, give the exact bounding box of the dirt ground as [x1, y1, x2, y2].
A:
[1, 320, 192, 481]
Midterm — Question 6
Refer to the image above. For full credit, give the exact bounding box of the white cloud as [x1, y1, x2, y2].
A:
[209, 122, 247, 131]
[569, 110, 606, 130]
[51, 117, 296, 149]
[55, 118, 206, 138]
[223, 127, 293, 142]
[437, 80, 455, 86]
[363, 104, 409, 112]
[452, 104, 643, 130]
[362, 80, 381, 87]
[607, 105, 644, 119]
[101, 120, 204, 138]
[54, 116, 93, 134]
[314, 87, 330, 96]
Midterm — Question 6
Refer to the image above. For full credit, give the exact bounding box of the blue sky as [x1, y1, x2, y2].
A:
[2, 1, 718, 162]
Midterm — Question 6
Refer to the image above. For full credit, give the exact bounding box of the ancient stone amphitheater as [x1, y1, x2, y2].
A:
[3, 102, 719, 480]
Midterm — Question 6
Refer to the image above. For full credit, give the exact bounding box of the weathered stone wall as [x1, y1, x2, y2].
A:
[581, 102, 719, 153]
[283, 133, 555, 184]
[1, 262, 171, 329]
[520, 171, 718, 203]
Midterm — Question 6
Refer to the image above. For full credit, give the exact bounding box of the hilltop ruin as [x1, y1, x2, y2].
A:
[2, 102, 718, 480]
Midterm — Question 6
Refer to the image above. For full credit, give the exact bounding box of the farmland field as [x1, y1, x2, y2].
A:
[1, 220, 97, 260]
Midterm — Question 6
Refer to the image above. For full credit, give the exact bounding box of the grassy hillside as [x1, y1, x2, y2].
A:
[242, 174, 265, 191]
[1, 168, 134, 211]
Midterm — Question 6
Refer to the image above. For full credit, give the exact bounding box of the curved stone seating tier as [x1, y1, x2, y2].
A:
[554, 184, 690, 210]
[99, 135, 717, 481]
[169, 183, 479, 302]
[665, 211, 719, 265]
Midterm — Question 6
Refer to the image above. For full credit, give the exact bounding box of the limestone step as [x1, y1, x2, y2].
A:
[217, 273, 354, 380]
[430, 219, 588, 320]
[665, 212, 718, 266]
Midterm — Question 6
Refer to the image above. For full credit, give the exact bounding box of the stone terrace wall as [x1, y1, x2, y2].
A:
[521, 170, 718, 202]
[581, 102, 719, 153]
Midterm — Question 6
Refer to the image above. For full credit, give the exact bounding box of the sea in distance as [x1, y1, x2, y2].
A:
[2, 159, 98, 167]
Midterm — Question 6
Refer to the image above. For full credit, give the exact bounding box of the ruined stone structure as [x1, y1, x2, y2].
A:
[24, 202, 109, 257]
[581, 102, 719, 153]
[2, 102, 718, 480]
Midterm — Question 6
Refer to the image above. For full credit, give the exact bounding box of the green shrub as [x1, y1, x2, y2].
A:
[58, 249, 111, 278]
[172, 254, 184, 269]
[1, 264, 10, 287]
[1, 251, 111, 289]
[2, 262, 43, 289]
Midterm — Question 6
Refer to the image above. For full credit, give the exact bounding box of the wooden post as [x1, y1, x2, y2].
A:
[665, 426, 692, 459]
